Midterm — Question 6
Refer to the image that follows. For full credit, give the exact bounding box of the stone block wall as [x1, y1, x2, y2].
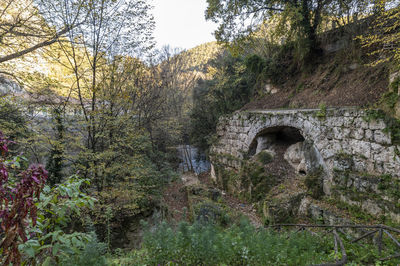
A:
[210, 107, 400, 222]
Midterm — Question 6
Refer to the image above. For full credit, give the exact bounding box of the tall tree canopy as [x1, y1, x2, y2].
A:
[205, 0, 396, 57]
[206, 0, 332, 52]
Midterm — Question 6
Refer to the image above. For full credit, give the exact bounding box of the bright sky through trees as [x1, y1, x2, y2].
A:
[152, 0, 218, 49]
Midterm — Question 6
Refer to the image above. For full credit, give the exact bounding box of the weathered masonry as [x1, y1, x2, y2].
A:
[210, 108, 400, 222]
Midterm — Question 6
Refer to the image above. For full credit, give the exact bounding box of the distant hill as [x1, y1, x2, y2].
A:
[177, 42, 223, 74]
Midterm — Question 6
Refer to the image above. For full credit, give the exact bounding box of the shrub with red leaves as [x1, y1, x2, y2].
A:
[0, 132, 48, 265]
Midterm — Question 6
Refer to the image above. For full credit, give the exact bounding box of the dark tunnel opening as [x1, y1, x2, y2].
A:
[275, 127, 305, 144]
[248, 126, 305, 157]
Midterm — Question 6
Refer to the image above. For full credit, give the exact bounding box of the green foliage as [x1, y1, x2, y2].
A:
[135, 220, 332, 265]
[205, 0, 339, 61]
[214, 164, 239, 191]
[244, 42, 302, 88]
[91, 177, 151, 226]
[380, 91, 399, 110]
[37, 177, 96, 229]
[262, 43, 298, 83]
[325, 197, 376, 223]
[0, 97, 28, 142]
[316, 102, 327, 119]
[377, 174, 400, 199]
[192, 201, 231, 226]
[74, 119, 174, 191]
[304, 168, 325, 199]
[263, 193, 305, 224]
[46, 108, 65, 186]
[56, 234, 107, 266]
[243, 161, 266, 185]
[13, 177, 107, 265]
[113, 219, 400, 265]
[190, 52, 256, 152]
[240, 159, 279, 202]
[256, 150, 273, 164]
[88, 154, 175, 248]
[78, 127, 177, 247]
[390, 76, 400, 93]
[245, 54, 266, 75]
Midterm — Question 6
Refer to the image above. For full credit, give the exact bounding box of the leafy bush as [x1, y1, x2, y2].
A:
[240, 159, 278, 202]
[192, 201, 232, 226]
[56, 233, 107, 266]
[245, 54, 266, 75]
[18, 177, 107, 265]
[0, 132, 48, 265]
[0, 131, 106, 265]
[256, 151, 273, 164]
[134, 220, 332, 265]
[114, 219, 400, 265]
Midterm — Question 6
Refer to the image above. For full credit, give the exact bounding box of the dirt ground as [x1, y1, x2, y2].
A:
[162, 171, 264, 227]
[162, 177, 190, 222]
[243, 55, 389, 111]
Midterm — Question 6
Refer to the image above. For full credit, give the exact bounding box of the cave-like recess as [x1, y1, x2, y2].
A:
[248, 126, 305, 157]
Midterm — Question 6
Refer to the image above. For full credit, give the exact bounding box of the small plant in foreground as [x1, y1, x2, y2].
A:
[1, 131, 105, 265]
[0, 132, 48, 265]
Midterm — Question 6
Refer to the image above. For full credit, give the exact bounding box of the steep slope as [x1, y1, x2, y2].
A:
[242, 54, 390, 110]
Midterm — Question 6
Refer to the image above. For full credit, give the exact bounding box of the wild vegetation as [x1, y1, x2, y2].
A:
[1, 0, 400, 265]
[111, 220, 400, 265]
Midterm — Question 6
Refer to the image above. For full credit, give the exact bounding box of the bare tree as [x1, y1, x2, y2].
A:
[0, 0, 84, 64]
[36, 0, 154, 189]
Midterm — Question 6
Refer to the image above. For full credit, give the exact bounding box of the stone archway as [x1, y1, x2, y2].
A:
[247, 126, 324, 177]
[210, 108, 400, 222]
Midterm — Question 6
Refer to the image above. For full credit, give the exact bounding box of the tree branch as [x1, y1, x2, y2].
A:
[0, 26, 71, 64]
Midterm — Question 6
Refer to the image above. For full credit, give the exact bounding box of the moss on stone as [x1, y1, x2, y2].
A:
[239, 159, 279, 202]
[325, 197, 376, 224]
[261, 116, 267, 123]
[251, 177, 277, 202]
[377, 174, 400, 200]
[364, 109, 400, 145]
[304, 168, 324, 199]
[262, 193, 305, 224]
[315, 103, 327, 120]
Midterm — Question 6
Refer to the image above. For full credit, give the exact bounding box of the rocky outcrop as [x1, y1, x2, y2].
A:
[284, 142, 307, 174]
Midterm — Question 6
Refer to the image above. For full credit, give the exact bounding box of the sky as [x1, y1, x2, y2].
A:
[152, 0, 218, 50]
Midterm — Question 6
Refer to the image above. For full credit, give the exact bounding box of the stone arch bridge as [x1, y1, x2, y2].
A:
[210, 108, 400, 195]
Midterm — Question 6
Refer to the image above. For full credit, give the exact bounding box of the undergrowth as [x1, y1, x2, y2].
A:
[118, 219, 332, 265]
[109, 219, 400, 266]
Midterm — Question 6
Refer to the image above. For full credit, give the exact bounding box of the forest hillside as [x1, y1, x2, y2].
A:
[1, 0, 400, 265]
